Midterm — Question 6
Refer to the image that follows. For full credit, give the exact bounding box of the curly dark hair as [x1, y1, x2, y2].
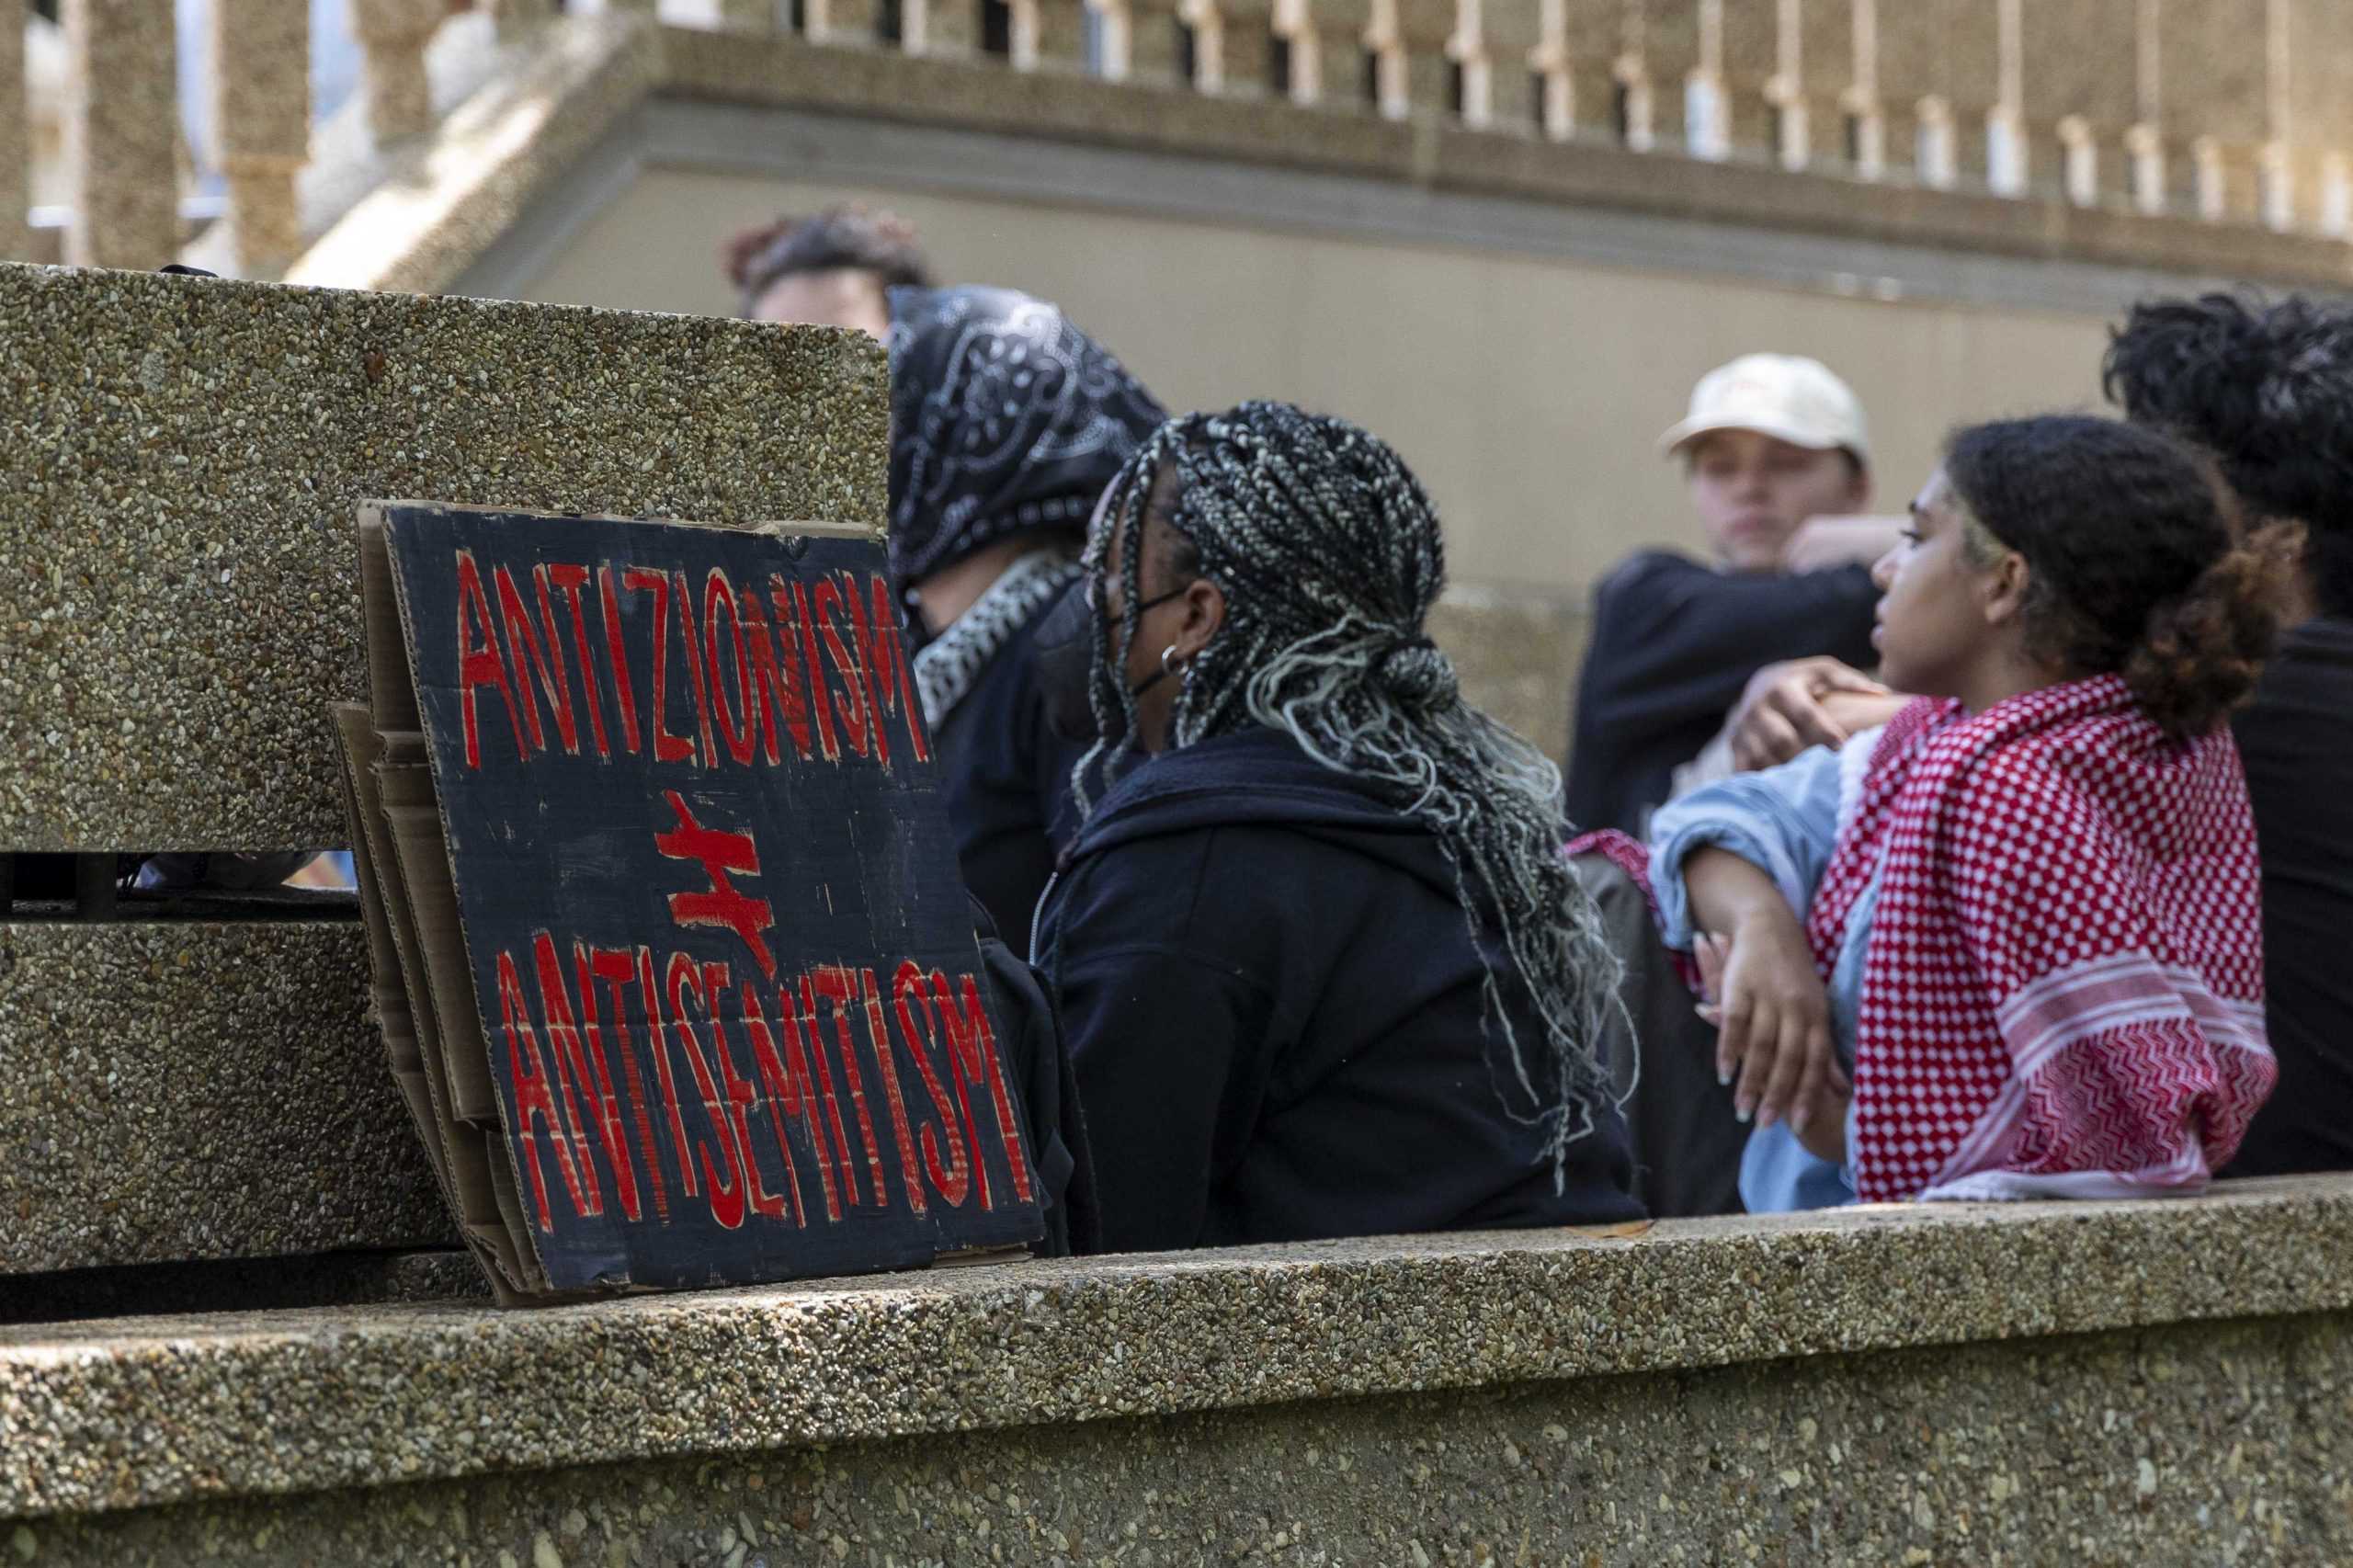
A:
[2103, 291, 2353, 619]
[1945, 415, 2295, 740]
[723, 205, 933, 316]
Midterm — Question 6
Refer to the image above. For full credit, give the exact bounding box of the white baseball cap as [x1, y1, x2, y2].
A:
[1657, 353, 1870, 467]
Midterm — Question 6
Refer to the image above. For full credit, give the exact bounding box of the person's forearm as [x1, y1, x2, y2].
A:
[1680, 846, 1802, 940]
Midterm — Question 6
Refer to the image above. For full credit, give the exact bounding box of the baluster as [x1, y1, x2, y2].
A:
[352, 0, 441, 146]
[908, 0, 980, 56]
[1269, 0, 1363, 106]
[2159, 0, 2266, 223]
[1876, 0, 1987, 189]
[2057, 115, 2097, 205]
[718, 0, 779, 32]
[2259, 0, 2295, 230]
[0, 0, 27, 260]
[1477, 1, 1541, 134]
[491, 0, 555, 40]
[1838, 0, 1883, 177]
[1694, 0, 1750, 158]
[1550, 0, 1620, 142]
[1370, 0, 1449, 121]
[1267, 0, 1315, 103]
[212, 0, 309, 275]
[2022, 0, 2132, 208]
[1633, 0, 1709, 156]
[1029, 0, 1092, 69]
[2288, 0, 2353, 234]
[1080, 0, 1132, 77]
[1528, 0, 1569, 137]
[810, 0, 883, 41]
[1218, 0, 1276, 97]
[63, 0, 177, 268]
[1126, 0, 1187, 86]
[2125, 0, 2165, 211]
[1174, 0, 1225, 92]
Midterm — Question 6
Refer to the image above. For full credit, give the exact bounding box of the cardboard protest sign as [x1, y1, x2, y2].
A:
[346, 504, 1042, 1298]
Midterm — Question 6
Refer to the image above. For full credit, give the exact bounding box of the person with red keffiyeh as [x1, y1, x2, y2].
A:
[1596, 415, 2290, 1210]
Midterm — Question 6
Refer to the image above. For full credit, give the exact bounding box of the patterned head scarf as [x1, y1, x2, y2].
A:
[886, 286, 1167, 586]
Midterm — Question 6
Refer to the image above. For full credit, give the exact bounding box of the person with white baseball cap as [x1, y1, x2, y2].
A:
[1561, 354, 1900, 1221]
[1563, 353, 1900, 842]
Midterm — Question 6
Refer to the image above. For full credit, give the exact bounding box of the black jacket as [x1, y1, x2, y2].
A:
[1036, 728, 1644, 1253]
[1563, 551, 1880, 835]
[931, 604, 1086, 960]
[2227, 617, 2353, 1176]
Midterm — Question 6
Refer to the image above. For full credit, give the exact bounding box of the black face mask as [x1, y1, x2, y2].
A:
[1032, 577, 1188, 744]
[1032, 578, 1100, 744]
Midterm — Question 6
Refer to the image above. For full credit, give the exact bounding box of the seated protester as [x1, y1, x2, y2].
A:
[2105, 293, 2353, 1177]
[1645, 415, 2281, 1210]
[1714, 295, 2353, 1179]
[727, 203, 931, 337]
[1564, 354, 1898, 835]
[888, 285, 1167, 957]
[1037, 401, 1644, 1252]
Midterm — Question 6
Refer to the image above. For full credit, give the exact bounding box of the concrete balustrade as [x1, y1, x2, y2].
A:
[716, 0, 778, 34]
[0, 0, 25, 260]
[210, 0, 309, 273]
[491, 0, 557, 42]
[7, 0, 2353, 286]
[61, 0, 176, 268]
[351, 0, 443, 144]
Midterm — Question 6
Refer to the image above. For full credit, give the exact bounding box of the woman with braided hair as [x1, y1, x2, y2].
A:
[1034, 401, 1643, 1251]
[885, 284, 1166, 957]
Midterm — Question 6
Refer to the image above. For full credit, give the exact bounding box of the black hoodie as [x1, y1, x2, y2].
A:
[1035, 729, 1644, 1253]
[1563, 551, 1880, 835]
[930, 598, 1086, 961]
[2225, 616, 2353, 1176]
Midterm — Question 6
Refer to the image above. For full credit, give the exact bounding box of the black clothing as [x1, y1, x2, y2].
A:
[932, 599, 1086, 960]
[1569, 852, 1746, 1218]
[2226, 616, 2353, 1176]
[885, 285, 1166, 585]
[1563, 551, 1880, 835]
[970, 898, 1100, 1256]
[1036, 728, 1644, 1253]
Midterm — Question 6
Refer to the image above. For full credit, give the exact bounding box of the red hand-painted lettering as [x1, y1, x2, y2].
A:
[653, 791, 778, 981]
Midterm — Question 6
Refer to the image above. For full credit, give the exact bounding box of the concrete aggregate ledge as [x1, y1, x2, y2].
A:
[0, 263, 888, 850]
[0, 923, 452, 1274]
[11, 1311, 2348, 1565]
[4, 1176, 2349, 1521]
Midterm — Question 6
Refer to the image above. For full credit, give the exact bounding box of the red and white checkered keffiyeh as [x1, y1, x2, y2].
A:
[1818, 676, 2274, 1202]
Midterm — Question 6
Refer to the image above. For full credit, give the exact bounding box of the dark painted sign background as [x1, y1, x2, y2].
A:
[385, 506, 1042, 1290]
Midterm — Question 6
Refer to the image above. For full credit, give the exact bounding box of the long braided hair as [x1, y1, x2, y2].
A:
[1074, 401, 1624, 1170]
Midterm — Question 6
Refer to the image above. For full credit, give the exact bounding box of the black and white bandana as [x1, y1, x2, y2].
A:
[911, 549, 1083, 728]
[886, 285, 1167, 588]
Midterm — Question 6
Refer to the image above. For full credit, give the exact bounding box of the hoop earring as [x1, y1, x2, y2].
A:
[1160, 644, 1182, 676]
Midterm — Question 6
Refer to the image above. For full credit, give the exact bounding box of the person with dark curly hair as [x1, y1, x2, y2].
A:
[1607, 415, 2284, 1211]
[2100, 293, 2353, 1177]
[886, 285, 1166, 957]
[1035, 401, 1644, 1251]
[724, 204, 933, 336]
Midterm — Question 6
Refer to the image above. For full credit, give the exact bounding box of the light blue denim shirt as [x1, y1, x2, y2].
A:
[1647, 734, 1884, 1212]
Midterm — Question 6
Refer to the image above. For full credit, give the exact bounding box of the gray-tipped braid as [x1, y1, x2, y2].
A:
[1073, 400, 1627, 1174]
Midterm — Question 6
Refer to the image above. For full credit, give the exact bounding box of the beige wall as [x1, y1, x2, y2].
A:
[519, 168, 2113, 598]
